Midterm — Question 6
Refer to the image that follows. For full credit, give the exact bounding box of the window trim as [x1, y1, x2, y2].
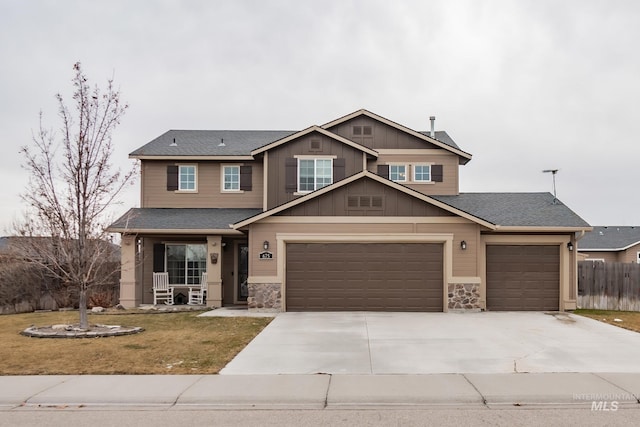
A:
[177, 164, 198, 192]
[389, 163, 408, 183]
[164, 243, 207, 286]
[221, 164, 244, 193]
[412, 163, 433, 183]
[294, 155, 335, 194]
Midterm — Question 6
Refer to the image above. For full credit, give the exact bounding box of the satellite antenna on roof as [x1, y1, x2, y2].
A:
[542, 169, 559, 204]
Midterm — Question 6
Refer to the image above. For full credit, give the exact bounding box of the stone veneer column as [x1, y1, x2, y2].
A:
[247, 283, 282, 312]
[447, 283, 482, 311]
[119, 235, 138, 308]
[206, 235, 223, 308]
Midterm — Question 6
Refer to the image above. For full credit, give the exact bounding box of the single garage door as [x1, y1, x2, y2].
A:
[486, 245, 560, 311]
[286, 243, 443, 312]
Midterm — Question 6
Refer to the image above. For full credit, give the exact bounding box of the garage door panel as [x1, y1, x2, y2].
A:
[487, 245, 559, 311]
[286, 243, 443, 312]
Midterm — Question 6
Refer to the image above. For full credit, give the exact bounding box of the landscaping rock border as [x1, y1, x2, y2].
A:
[21, 324, 144, 338]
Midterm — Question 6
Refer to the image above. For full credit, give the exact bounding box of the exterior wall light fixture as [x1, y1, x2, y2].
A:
[263, 240, 270, 251]
[567, 242, 574, 251]
[460, 240, 467, 250]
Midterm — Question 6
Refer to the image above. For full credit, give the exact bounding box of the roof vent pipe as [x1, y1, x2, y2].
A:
[170, 138, 177, 147]
[429, 116, 436, 138]
[218, 138, 225, 147]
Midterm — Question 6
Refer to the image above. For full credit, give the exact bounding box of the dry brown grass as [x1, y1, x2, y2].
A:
[0, 310, 271, 375]
[575, 309, 640, 333]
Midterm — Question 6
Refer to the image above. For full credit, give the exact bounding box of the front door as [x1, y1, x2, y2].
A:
[236, 243, 249, 303]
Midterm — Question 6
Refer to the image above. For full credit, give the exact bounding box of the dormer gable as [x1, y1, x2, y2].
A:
[322, 109, 472, 165]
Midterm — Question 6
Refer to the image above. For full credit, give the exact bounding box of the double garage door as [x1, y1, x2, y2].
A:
[486, 245, 560, 311]
[286, 243, 443, 312]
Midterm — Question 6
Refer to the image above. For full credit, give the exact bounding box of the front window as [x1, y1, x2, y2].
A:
[179, 165, 196, 191]
[390, 165, 407, 182]
[414, 164, 431, 182]
[299, 158, 332, 192]
[166, 244, 206, 285]
[223, 165, 240, 191]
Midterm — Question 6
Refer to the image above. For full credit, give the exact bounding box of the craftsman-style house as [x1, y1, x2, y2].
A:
[109, 109, 591, 312]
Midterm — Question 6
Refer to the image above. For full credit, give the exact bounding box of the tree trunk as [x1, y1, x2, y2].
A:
[79, 287, 88, 330]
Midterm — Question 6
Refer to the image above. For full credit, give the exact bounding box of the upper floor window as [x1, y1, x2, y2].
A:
[389, 164, 407, 182]
[223, 165, 240, 191]
[299, 158, 333, 192]
[179, 165, 197, 191]
[413, 164, 431, 182]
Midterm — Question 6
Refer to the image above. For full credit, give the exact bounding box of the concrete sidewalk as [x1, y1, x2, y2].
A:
[1, 373, 638, 410]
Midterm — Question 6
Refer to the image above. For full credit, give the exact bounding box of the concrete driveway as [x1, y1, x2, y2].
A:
[220, 312, 640, 375]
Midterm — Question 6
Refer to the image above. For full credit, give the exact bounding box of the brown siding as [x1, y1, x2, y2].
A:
[327, 117, 441, 150]
[368, 153, 459, 196]
[276, 177, 454, 217]
[141, 160, 263, 208]
[266, 132, 365, 209]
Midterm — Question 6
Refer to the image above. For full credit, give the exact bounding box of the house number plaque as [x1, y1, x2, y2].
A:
[259, 251, 273, 260]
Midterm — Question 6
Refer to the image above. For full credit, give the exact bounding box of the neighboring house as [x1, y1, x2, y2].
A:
[578, 226, 640, 263]
[108, 109, 591, 312]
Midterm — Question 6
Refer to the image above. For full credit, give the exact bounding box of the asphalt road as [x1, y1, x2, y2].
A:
[1, 408, 638, 427]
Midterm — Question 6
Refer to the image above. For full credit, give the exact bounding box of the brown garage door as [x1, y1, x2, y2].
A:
[486, 245, 559, 311]
[286, 243, 443, 312]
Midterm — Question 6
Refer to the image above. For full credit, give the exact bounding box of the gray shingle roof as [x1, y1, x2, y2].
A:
[432, 193, 591, 228]
[130, 130, 296, 157]
[578, 226, 640, 250]
[130, 130, 464, 157]
[418, 131, 461, 150]
[108, 208, 262, 232]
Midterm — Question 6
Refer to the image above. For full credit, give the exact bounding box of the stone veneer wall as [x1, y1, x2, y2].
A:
[447, 283, 481, 310]
[247, 283, 282, 312]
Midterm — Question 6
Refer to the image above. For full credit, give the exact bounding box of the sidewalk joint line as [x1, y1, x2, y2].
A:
[592, 373, 640, 404]
[323, 374, 332, 408]
[462, 374, 487, 406]
[364, 314, 373, 374]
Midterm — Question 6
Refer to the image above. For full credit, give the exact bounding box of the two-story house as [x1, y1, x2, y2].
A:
[109, 109, 591, 312]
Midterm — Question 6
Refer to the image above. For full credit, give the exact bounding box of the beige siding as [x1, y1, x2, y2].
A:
[580, 251, 621, 263]
[327, 117, 440, 150]
[248, 220, 479, 278]
[622, 245, 640, 263]
[141, 160, 263, 208]
[369, 153, 459, 196]
[266, 132, 365, 209]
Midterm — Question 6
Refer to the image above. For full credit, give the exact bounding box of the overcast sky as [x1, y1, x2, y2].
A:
[1, 0, 639, 233]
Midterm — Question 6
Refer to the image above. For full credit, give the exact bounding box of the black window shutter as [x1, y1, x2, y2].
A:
[285, 158, 297, 193]
[333, 158, 346, 182]
[432, 164, 443, 182]
[167, 165, 178, 191]
[377, 164, 389, 179]
[240, 165, 252, 191]
[153, 244, 165, 272]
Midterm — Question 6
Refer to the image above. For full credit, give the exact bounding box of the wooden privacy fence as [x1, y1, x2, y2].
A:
[578, 261, 640, 311]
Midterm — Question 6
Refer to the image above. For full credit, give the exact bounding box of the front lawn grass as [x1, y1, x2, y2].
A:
[0, 311, 271, 375]
[574, 309, 640, 333]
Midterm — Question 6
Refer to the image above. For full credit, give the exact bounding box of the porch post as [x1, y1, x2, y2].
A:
[119, 234, 139, 308]
[206, 235, 223, 307]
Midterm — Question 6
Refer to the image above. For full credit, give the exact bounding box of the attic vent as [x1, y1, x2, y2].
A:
[346, 195, 384, 211]
[362, 126, 372, 135]
[310, 139, 322, 151]
[353, 126, 362, 135]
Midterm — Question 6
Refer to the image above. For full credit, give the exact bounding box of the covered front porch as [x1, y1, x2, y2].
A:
[108, 208, 259, 309]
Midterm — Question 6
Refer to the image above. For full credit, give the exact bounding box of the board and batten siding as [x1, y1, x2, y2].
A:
[326, 117, 441, 150]
[141, 160, 263, 208]
[265, 133, 366, 209]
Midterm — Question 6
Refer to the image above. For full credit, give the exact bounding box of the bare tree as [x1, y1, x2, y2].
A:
[15, 62, 135, 330]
